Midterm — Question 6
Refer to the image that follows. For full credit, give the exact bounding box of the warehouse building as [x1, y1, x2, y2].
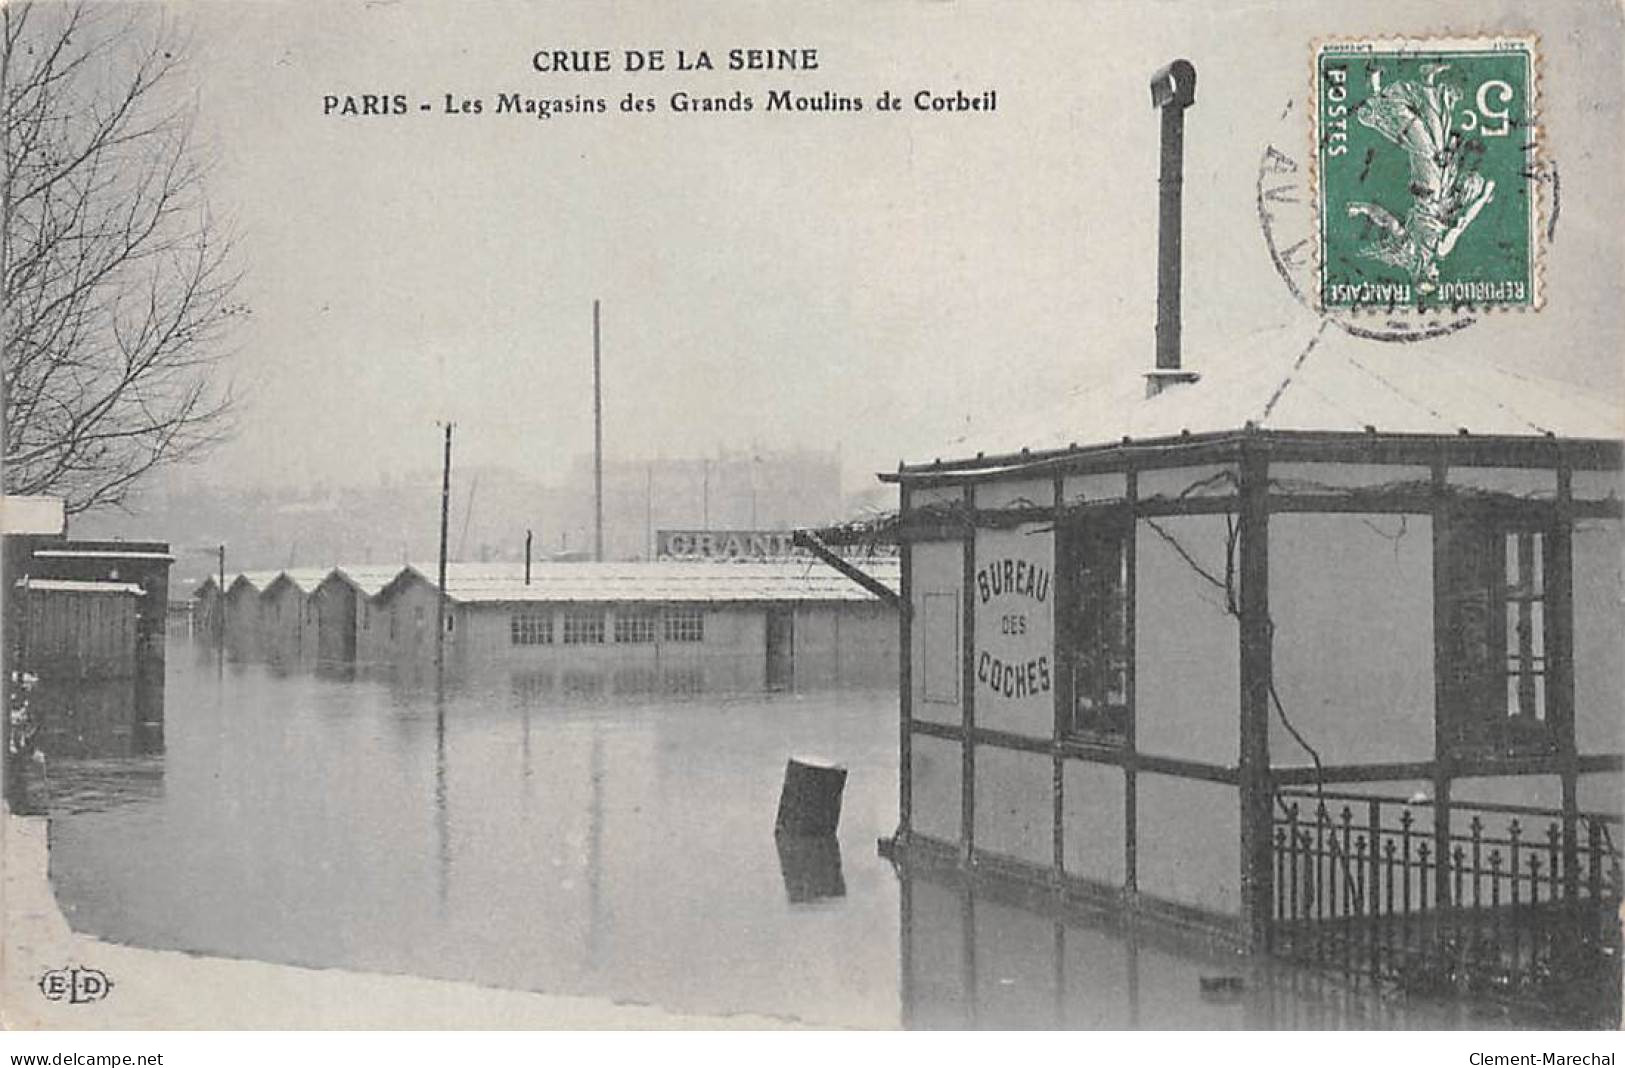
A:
[201, 558, 900, 693]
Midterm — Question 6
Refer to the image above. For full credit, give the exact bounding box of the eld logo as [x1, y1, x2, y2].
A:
[38, 966, 112, 1004]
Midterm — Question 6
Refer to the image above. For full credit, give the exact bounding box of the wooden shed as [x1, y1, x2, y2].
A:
[18, 578, 143, 678]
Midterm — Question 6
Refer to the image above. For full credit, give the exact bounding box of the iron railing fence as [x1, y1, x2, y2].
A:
[1270, 787, 1622, 1024]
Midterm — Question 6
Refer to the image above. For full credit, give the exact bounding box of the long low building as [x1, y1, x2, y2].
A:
[196, 558, 900, 693]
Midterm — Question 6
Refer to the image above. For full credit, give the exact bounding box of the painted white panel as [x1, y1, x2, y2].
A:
[1139, 464, 1238, 501]
[1061, 471, 1127, 507]
[911, 541, 963, 726]
[1578, 773, 1623, 818]
[919, 592, 959, 704]
[1136, 773, 1239, 916]
[977, 478, 1053, 511]
[1135, 515, 1239, 764]
[1571, 469, 1623, 503]
[1, 495, 64, 535]
[1063, 761, 1124, 887]
[973, 747, 1052, 867]
[1452, 775, 1563, 811]
[1270, 462, 1431, 492]
[1270, 514, 1435, 766]
[1573, 519, 1624, 756]
[972, 525, 1055, 739]
[1448, 466, 1555, 497]
[911, 734, 961, 844]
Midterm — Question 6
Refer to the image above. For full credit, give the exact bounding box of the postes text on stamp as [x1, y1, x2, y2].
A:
[1314, 35, 1539, 313]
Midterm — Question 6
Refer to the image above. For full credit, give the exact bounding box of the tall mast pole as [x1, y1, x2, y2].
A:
[437, 421, 453, 674]
[592, 300, 604, 562]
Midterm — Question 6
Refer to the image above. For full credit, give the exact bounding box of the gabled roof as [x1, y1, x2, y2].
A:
[328, 566, 408, 597]
[261, 569, 334, 596]
[912, 323, 1623, 472]
[227, 572, 277, 595]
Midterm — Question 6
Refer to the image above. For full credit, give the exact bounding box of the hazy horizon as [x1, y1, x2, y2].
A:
[61, 0, 1625, 519]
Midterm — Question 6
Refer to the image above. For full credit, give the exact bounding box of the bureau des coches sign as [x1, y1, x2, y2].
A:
[973, 528, 1054, 738]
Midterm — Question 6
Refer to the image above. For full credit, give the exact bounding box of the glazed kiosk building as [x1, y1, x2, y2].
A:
[879, 60, 1622, 998]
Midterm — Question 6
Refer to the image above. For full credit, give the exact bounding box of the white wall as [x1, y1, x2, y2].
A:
[1062, 761, 1123, 886]
[1136, 773, 1239, 915]
[1573, 518, 1623, 757]
[1135, 514, 1239, 764]
[972, 746, 1052, 867]
[910, 733, 961, 845]
[1270, 513, 1435, 766]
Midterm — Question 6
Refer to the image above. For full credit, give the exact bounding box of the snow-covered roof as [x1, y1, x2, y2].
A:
[230, 571, 282, 593]
[919, 323, 1624, 470]
[327, 566, 408, 597]
[209, 558, 901, 606]
[18, 578, 143, 595]
[261, 568, 336, 595]
[32, 548, 174, 562]
[401, 559, 901, 605]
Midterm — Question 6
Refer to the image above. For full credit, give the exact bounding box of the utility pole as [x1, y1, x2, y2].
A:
[645, 464, 653, 559]
[524, 528, 533, 586]
[437, 421, 453, 675]
[217, 544, 226, 676]
[592, 299, 604, 563]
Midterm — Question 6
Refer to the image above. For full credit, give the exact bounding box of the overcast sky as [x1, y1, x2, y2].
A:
[163, 0, 1623, 493]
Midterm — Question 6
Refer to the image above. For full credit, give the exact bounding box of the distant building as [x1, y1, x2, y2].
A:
[200, 558, 900, 694]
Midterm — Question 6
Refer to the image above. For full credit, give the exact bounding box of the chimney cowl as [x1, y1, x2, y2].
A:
[1150, 60, 1197, 110]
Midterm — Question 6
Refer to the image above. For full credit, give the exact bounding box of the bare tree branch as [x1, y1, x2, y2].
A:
[3, 0, 243, 515]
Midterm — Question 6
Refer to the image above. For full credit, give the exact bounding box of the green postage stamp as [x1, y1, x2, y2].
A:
[1314, 35, 1540, 313]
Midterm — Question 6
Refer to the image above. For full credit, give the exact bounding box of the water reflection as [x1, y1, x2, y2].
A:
[44, 648, 903, 1026]
[776, 836, 846, 904]
[894, 861, 1573, 1030]
[28, 672, 165, 762]
[34, 647, 1566, 1028]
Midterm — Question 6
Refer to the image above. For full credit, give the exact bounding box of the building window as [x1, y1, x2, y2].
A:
[1057, 511, 1131, 742]
[615, 609, 658, 644]
[1440, 515, 1559, 758]
[663, 607, 704, 643]
[562, 609, 606, 645]
[510, 612, 552, 645]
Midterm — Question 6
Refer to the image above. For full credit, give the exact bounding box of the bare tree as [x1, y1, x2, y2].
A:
[2, 1, 242, 515]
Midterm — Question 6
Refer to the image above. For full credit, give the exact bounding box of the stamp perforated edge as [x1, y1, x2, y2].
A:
[1307, 32, 1546, 317]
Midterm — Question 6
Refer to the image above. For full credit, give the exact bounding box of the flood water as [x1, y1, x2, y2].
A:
[27, 646, 1569, 1028]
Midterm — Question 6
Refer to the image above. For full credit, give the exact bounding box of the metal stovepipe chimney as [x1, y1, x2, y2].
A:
[1147, 59, 1200, 398]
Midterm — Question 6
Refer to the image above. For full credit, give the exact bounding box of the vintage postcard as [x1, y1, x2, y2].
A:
[2, 0, 1621, 1043]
